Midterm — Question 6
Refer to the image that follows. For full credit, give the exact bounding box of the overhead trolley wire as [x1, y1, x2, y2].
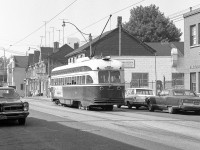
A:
[11, 0, 78, 47]
[68, 0, 146, 37]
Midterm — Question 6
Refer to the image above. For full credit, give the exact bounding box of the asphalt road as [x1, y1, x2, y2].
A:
[1, 98, 200, 150]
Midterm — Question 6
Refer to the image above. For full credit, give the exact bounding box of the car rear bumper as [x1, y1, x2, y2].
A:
[179, 105, 200, 111]
[0, 111, 29, 120]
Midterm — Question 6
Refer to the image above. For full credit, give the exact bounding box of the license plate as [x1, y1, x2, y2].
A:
[194, 102, 199, 105]
[0, 115, 7, 120]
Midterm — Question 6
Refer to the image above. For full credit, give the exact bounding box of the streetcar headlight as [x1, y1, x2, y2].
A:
[100, 86, 104, 90]
[23, 102, 29, 111]
[117, 86, 121, 90]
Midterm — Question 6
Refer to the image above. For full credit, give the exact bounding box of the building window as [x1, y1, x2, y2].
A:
[190, 25, 196, 46]
[131, 73, 148, 87]
[21, 84, 24, 90]
[190, 73, 196, 92]
[199, 23, 200, 44]
[172, 73, 184, 88]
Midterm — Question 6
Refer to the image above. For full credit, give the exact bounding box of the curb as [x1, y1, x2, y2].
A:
[23, 96, 52, 101]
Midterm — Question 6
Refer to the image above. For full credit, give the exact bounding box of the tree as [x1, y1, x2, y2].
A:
[123, 5, 182, 42]
[0, 57, 10, 69]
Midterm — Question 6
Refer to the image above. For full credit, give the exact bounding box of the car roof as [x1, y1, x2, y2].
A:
[126, 88, 153, 90]
[165, 89, 191, 91]
[0, 87, 15, 90]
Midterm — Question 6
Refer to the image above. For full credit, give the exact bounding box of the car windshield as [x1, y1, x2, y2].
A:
[0, 89, 20, 99]
[98, 70, 121, 83]
[136, 89, 154, 95]
[173, 90, 196, 96]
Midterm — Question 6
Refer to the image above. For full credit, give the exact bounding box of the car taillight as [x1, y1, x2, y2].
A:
[23, 102, 29, 111]
[179, 99, 183, 105]
[117, 86, 121, 90]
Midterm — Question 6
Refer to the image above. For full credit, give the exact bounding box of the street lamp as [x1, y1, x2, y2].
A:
[0, 47, 6, 84]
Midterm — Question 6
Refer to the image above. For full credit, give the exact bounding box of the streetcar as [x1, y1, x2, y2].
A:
[50, 56, 125, 111]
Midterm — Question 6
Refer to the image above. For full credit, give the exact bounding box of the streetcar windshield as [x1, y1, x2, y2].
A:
[98, 71, 121, 83]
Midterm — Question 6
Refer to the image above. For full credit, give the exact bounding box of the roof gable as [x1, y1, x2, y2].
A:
[66, 27, 156, 58]
[41, 47, 53, 60]
[14, 56, 28, 68]
[146, 42, 184, 56]
[49, 44, 74, 64]
[28, 54, 34, 66]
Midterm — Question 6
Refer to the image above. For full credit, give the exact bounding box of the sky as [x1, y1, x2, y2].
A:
[0, 0, 200, 58]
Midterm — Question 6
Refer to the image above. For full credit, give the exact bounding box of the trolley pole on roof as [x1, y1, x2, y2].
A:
[89, 34, 92, 57]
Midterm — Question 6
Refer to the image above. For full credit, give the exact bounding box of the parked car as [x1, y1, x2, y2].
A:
[145, 89, 200, 114]
[0, 87, 29, 125]
[118, 88, 155, 109]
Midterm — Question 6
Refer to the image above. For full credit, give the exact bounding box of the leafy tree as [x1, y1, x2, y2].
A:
[0, 57, 10, 69]
[123, 5, 182, 42]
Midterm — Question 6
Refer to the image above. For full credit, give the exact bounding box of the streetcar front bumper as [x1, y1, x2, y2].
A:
[92, 98, 125, 105]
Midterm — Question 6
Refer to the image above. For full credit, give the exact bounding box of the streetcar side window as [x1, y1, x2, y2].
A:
[72, 77, 75, 85]
[51, 79, 54, 85]
[64, 77, 67, 85]
[86, 75, 93, 84]
[99, 71, 109, 83]
[61, 78, 65, 85]
[68, 77, 71, 84]
[82, 76, 85, 84]
[77, 76, 80, 85]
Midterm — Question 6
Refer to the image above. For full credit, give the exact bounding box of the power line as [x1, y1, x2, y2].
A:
[11, 0, 78, 47]
[0, 48, 26, 55]
[68, 0, 146, 37]
[169, 4, 200, 23]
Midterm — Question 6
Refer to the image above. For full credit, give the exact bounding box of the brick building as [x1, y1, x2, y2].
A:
[183, 8, 200, 93]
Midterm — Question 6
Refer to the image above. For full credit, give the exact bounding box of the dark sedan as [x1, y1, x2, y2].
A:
[145, 89, 200, 114]
[0, 87, 29, 125]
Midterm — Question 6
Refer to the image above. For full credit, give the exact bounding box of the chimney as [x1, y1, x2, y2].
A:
[74, 42, 79, 49]
[53, 42, 59, 53]
[190, 7, 192, 12]
[117, 16, 122, 27]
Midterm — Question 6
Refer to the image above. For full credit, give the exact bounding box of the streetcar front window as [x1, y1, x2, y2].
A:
[98, 71, 121, 83]
[110, 71, 121, 83]
[99, 71, 109, 83]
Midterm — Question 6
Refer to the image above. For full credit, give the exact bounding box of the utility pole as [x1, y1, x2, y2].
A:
[57, 29, 61, 43]
[40, 36, 44, 62]
[3, 48, 5, 83]
[44, 21, 47, 47]
[62, 21, 65, 45]
[50, 27, 55, 46]
[48, 31, 51, 47]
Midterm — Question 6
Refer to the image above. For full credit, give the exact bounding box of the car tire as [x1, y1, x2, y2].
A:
[117, 105, 121, 108]
[168, 107, 176, 114]
[78, 102, 82, 109]
[18, 118, 26, 125]
[135, 106, 140, 110]
[194, 110, 200, 115]
[127, 102, 132, 109]
[148, 102, 154, 112]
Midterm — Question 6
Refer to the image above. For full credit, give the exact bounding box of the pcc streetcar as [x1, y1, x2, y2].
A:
[50, 56, 125, 111]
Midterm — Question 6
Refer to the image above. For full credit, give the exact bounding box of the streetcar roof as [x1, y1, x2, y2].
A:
[52, 57, 123, 72]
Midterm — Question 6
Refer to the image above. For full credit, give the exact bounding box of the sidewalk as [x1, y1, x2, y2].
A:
[24, 96, 52, 101]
